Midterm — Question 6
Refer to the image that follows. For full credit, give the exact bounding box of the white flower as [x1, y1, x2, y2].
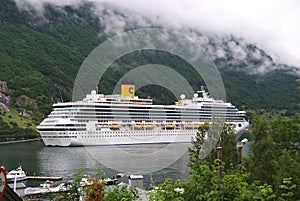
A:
[174, 187, 184, 195]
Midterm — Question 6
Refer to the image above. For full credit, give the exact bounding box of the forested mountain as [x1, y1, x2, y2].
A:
[0, 0, 299, 137]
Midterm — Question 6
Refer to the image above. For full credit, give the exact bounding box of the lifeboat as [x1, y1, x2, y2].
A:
[165, 124, 175, 128]
[134, 123, 143, 128]
[194, 123, 201, 127]
[109, 123, 120, 128]
[145, 123, 154, 127]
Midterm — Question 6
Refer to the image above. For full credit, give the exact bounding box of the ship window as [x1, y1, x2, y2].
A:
[238, 123, 242, 127]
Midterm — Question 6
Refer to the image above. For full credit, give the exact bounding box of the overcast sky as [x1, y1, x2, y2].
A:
[14, 0, 300, 68]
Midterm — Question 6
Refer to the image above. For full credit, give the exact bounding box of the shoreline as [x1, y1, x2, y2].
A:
[0, 137, 42, 145]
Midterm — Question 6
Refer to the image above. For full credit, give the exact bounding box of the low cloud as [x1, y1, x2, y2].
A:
[13, 0, 300, 75]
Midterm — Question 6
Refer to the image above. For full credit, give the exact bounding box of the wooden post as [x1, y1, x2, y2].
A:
[238, 144, 243, 172]
[216, 146, 223, 180]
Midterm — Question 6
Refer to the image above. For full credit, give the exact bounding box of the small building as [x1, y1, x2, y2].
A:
[128, 175, 143, 189]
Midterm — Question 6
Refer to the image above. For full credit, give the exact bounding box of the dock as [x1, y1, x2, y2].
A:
[26, 176, 62, 181]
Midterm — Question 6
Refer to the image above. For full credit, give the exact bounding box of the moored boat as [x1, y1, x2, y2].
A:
[6, 166, 27, 182]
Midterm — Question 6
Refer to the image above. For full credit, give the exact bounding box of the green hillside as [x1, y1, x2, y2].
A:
[0, 0, 299, 139]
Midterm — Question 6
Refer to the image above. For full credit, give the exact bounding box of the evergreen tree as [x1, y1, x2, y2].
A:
[271, 114, 300, 154]
[195, 124, 238, 172]
[245, 115, 277, 185]
[253, 137, 276, 184]
[292, 152, 300, 199]
[188, 123, 209, 165]
[217, 124, 238, 171]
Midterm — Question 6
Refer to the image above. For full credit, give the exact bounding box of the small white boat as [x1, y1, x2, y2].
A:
[40, 180, 54, 188]
[6, 166, 27, 182]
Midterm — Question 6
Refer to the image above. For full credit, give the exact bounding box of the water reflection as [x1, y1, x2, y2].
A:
[38, 143, 190, 177]
[38, 146, 108, 178]
[0, 140, 250, 186]
[0, 141, 190, 185]
[0, 141, 43, 175]
[84, 143, 190, 174]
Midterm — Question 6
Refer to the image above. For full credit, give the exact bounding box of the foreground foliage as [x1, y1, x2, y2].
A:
[51, 169, 140, 201]
[245, 113, 300, 199]
[150, 113, 300, 200]
[149, 161, 296, 201]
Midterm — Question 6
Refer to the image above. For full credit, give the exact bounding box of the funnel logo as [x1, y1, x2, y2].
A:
[73, 28, 226, 173]
[128, 87, 134, 94]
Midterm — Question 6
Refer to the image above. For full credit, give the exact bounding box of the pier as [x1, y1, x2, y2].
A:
[26, 176, 62, 181]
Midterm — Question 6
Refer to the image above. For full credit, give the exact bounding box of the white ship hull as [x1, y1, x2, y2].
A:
[40, 121, 248, 147]
[41, 129, 197, 147]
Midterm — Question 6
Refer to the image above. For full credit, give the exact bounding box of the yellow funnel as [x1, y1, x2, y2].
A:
[121, 84, 135, 98]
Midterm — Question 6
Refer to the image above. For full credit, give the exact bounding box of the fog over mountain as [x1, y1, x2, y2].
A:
[13, 0, 300, 76]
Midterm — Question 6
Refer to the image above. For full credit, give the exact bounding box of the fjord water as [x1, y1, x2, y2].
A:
[0, 140, 190, 186]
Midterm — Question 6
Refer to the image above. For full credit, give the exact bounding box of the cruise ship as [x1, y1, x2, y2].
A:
[37, 84, 249, 146]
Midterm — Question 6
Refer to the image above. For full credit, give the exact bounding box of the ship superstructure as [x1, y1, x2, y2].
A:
[37, 84, 248, 146]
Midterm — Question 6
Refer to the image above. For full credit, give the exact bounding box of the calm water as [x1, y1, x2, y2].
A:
[0, 140, 190, 186]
